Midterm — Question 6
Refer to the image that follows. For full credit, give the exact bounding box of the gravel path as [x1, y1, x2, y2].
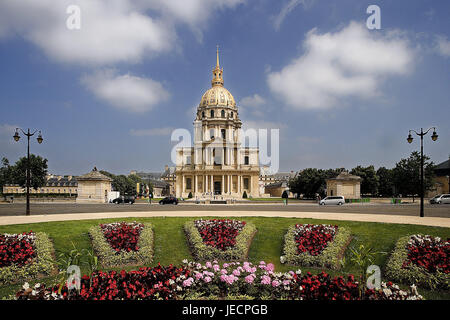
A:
[0, 210, 448, 228]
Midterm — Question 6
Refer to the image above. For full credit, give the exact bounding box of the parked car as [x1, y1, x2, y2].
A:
[159, 196, 178, 205]
[430, 194, 450, 204]
[319, 196, 345, 205]
[112, 196, 135, 204]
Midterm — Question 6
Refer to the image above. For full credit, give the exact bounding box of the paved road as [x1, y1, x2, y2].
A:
[0, 202, 449, 217]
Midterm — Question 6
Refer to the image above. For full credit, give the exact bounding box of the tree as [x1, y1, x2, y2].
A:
[11, 154, 48, 190]
[0, 158, 13, 195]
[350, 165, 379, 196]
[376, 167, 394, 197]
[99, 171, 140, 196]
[393, 151, 435, 200]
[289, 168, 344, 198]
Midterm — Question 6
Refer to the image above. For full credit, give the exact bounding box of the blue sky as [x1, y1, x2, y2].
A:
[0, 0, 449, 175]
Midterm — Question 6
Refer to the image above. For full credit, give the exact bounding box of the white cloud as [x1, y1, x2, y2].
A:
[240, 94, 266, 108]
[0, 0, 175, 65]
[143, 0, 245, 40]
[81, 69, 169, 113]
[130, 127, 174, 136]
[267, 22, 414, 110]
[435, 35, 450, 57]
[273, 0, 314, 31]
[0, 0, 245, 65]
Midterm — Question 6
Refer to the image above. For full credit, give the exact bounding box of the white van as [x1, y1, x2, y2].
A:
[319, 196, 345, 206]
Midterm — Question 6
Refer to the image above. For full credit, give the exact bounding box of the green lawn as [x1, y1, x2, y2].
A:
[0, 216, 449, 299]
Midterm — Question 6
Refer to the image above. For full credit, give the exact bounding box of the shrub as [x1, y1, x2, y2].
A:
[242, 191, 248, 198]
[188, 192, 193, 199]
[385, 235, 449, 290]
[0, 232, 54, 285]
[281, 224, 351, 269]
[184, 219, 256, 261]
[89, 222, 153, 268]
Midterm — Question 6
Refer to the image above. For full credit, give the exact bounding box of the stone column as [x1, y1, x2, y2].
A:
[182, 175, 185, 195]
[221, 175, 225, 194]
[228, 175, 231, 194]
[194, 175, 197, 194]
[211, 175, 214, 194]
[237, 175, 241, 195]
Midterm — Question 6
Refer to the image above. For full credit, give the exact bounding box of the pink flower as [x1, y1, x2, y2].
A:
[213, 265, 220, 272]
[266, 263, 275, 272]
[232, 269, 241, 276]
[204, 276, 212, 283]
[195, 273, 203, 280]
[261, 275, 271, 285]
[272, 280, 280, 287]
[245, 275, 254, 284]
[205, 262, 212, 268]
[221, 269, 228, 274]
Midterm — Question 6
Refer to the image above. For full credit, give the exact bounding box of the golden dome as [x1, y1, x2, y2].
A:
[199, 46, 236, 108]
[200, 86, 236, 108]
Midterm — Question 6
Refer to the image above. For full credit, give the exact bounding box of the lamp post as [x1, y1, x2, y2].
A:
[13, 128, 44, 216]
[407, 127, 438, 217]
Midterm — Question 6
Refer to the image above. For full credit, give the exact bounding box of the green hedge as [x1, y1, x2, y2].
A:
[184, 220, 256, 261]
[281, 225, 351, 270]
[385, 235, 449, 290]
[89, 223, 154, 268]
[0, 232, 55, 286]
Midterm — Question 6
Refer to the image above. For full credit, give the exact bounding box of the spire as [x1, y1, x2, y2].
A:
[216, 45, 220, 68]
[212, 46, 224, 87]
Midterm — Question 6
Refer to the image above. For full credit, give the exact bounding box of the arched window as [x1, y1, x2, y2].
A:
[221, 110, 225, 118]
[230, 111, 233, 118]
[202, 111, 205, 118]
[221, 129, 226, 139]
[211, 110, 214, 118]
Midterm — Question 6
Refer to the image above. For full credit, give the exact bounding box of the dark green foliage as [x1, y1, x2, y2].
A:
[350, 165, 379, 196]
[10, 155, 48, 190]
[393, 151, 435, 197]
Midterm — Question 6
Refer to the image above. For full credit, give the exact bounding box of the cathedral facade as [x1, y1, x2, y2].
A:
[175, 49, 260, 199]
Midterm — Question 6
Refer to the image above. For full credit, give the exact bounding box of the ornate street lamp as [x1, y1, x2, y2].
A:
[407, 127, 438, 217]
[13, 128, 44, 216]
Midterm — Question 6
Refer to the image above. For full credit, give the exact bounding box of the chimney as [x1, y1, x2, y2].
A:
[165, 165, 169, 172]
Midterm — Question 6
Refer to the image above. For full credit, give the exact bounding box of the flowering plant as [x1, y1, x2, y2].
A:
[195, 219, 246, 251]
[386, 234, 449, 290]
[15, 260, 423, 301]
[184, 219, 256, 261]
[281, 224, 351, 269]
[16, 264, 190, 300]
[100, 222, 144, 253]
[403, 235, 449, 274]
[89, 222, 153, 268]
[0, 232, 54, 285]
[0, 232, 36, 268]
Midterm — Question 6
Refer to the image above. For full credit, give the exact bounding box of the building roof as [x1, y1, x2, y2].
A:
[327, 171, 361, 181]
[435, 158, 450, 176]
[264, 181, 288, 189]
[77, 167, 112, 182]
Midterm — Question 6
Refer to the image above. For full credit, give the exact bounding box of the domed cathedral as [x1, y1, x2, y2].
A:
[175, 47, 260, 199]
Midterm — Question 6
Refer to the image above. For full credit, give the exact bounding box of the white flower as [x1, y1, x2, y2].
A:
[280, 256, 286, 264]
[182, 259, 188, 264]
[22, 282, 30, 290]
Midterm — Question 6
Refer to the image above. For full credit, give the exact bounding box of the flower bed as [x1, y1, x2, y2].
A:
[184, 219, 256, 261]
[281, 224, 351, 269]
[15, 260, 423, 300]
[89, 222, 154, 268]
[0, 232, 54, 285]
[385, 234, 449, 290]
